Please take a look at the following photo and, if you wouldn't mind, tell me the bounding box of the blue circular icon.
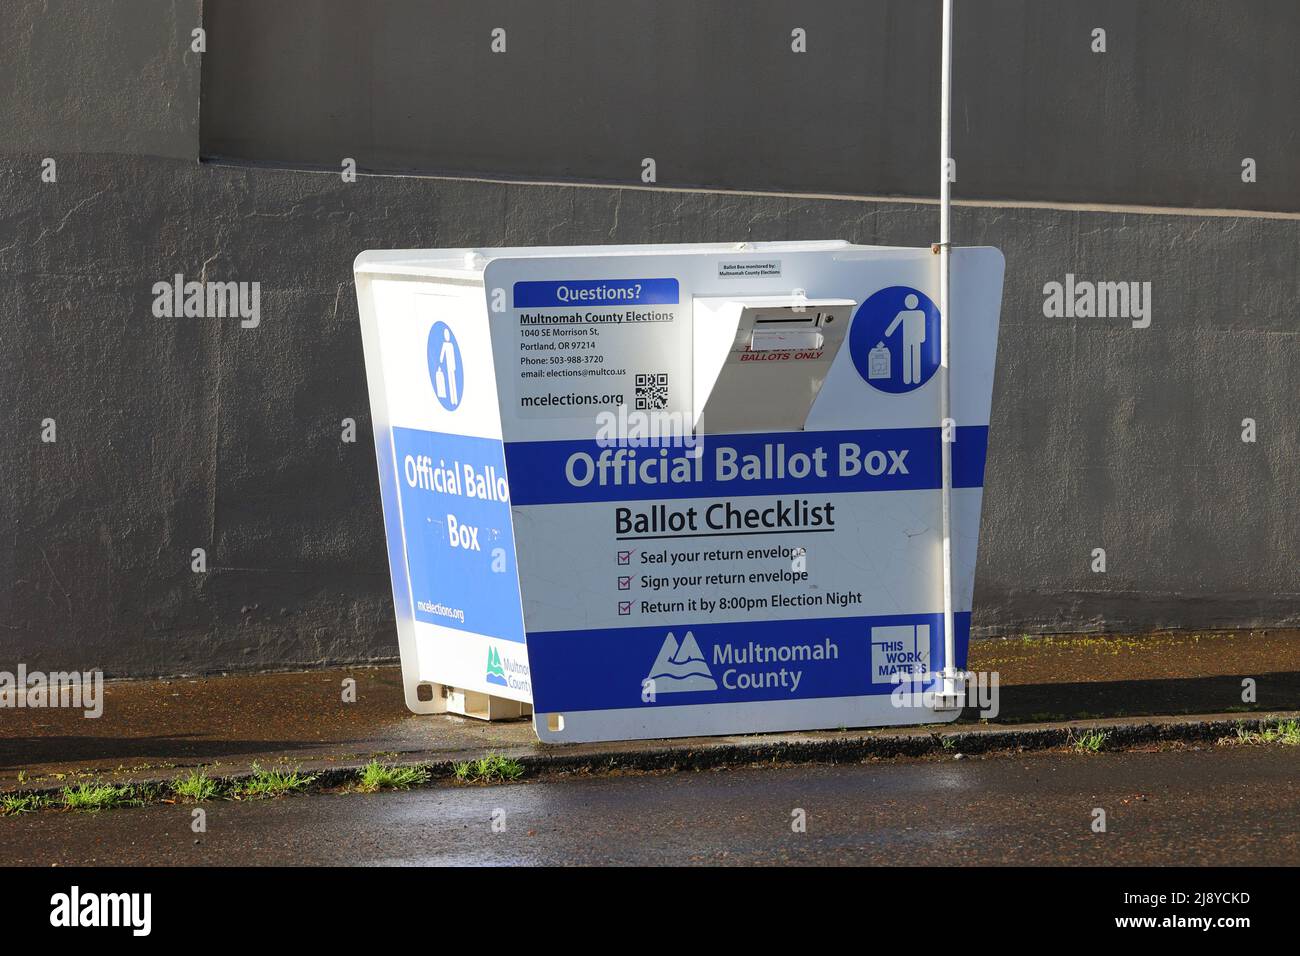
[427,321,464,411]
[849,286,941,393]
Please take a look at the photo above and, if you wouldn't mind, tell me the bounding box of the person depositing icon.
[435,327,459,407]
[884,293,927,385]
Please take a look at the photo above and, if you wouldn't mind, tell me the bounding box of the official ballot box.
[353,241,1004,743]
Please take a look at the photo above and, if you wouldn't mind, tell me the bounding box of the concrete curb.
[3,711,1295,815]
[505,712,1300,775]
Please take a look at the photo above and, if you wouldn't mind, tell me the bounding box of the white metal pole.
[937,0,961,707]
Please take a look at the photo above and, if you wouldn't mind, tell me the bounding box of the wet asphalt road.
[2,746,1295,865]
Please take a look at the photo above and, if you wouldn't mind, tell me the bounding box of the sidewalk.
[2,630,1296,793]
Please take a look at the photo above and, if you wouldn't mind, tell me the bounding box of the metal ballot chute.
[692,296,854,434]
[354,241,1004,742]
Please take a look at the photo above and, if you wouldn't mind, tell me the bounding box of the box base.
[443,686,533,721]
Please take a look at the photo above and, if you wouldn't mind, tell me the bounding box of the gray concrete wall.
[0,0,202,159]
[201,0,1300,212]
[2,1,1297,675]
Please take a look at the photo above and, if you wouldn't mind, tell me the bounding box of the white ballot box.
[354,241,1004,743]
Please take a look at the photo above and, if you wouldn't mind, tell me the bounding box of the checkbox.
[617,550,633,565]
[617,601,633,616]
[617,575,632,590]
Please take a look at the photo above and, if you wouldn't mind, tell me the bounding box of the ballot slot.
[753,311,820,324]
[751,310,830,351]
[750,329,824,351]
[693,297,856,434]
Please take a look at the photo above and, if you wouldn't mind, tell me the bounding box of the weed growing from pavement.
[62,782,133,811]
[356,760,430,792]
[232,765,316,799]
[1258,719,1300,744]
[453,754,525,783]
[1069,730,1109,753]
[1,793,50,815]
[1229,718,1300,746]
[172,769,219,802]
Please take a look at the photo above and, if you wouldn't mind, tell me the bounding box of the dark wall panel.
[0,0,201,159]
[201,0,1300,211]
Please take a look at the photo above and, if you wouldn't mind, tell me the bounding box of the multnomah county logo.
[427,320,464,411]
[485,646,507,687]
[645,631,717,693]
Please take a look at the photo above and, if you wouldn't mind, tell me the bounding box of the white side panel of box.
[357,273,533,716]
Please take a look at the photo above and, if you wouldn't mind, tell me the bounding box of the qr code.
[635,373,669,410]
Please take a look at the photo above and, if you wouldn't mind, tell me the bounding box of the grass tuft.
[62,782,132,812]
[1068,729,1109,754]
[1,793,50,815]
[356,760,430,793]
[231,764,316,800]
[172,769,219,802]
[453,753,525,783]
[1231,718,1300,746]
